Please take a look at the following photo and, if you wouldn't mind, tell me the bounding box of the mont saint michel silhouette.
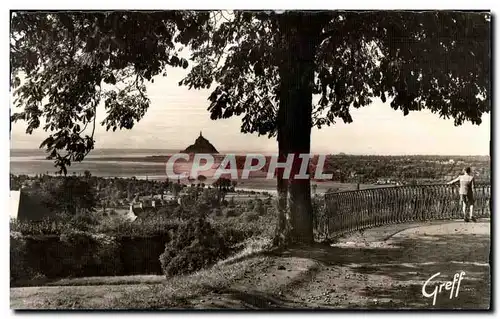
[181,131,219,154]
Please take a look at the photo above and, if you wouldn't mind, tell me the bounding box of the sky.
[10,65,491,156]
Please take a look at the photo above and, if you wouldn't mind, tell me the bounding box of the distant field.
[236,178,390,194]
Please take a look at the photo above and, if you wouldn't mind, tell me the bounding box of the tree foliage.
[182,11,490,135]
[11,11,209,173]
[29,176,98,215]
[11,11,490,174]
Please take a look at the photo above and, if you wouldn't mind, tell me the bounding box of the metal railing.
[314,183,491,239]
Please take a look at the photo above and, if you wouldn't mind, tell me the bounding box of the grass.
[219,237,273,266]
[10,275,167,289]
[11,256,270,309]
[44,275,167,287]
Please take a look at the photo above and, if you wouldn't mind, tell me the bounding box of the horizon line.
[9,147,490,157]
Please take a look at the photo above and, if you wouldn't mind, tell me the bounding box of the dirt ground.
[11,219,491,310]
[185,220,491,310]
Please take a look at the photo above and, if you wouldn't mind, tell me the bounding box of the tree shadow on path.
[174,222,491,310]
[274,228,490,309]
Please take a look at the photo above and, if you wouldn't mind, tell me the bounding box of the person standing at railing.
[448,167,476,222]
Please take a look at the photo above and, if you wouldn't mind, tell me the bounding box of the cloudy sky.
[10,65,490,156]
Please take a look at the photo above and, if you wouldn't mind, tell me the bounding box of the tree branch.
[135,73,148,102]
[77,121,89,134]
[90,104,97,140]
[319,29,336,42]
[220,10,232,22]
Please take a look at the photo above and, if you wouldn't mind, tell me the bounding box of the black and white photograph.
[8,8,491,310]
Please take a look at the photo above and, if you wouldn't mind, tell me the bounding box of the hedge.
[10,231,171,286]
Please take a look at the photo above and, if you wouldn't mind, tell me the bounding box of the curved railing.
[314,183,491,240]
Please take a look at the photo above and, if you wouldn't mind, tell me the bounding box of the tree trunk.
[274,20,317,245]
[274,151,291,246]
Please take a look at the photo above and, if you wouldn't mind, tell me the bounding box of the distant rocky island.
[181,131,219,154]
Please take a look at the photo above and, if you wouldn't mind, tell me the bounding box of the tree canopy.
[28,175,97,215]
[183,11,490,135]
[11,11,490,174]
[11,11,209,173]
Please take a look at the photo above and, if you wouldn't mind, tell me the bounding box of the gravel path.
[181,219,491,309]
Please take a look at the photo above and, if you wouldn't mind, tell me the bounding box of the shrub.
[90,233,122,276]
[201,188,219,207]
[253,199,265,216]
[265,196,273,205]
[119,235,170,275]
[224,208,240,217]
[59,230,122,277]
[242,211,259,222]
[195,202,210,216]
[10,218,72,235]
[159,217,230,277]
[171,206,185,219]
[10,232,37,284]
[68,213,100,231]
[212,212,276,243]
[95,215,179,237]
[10,229,124,284]
[246,200,255,210]
[211,208,222,217]
[265,205,276,216]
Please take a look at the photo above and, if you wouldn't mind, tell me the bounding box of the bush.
[195,202,210,216]
[212,212,276,243]
[65,213,100,231]
[224,208,240,217]
[265,205,276,216]
[211,208,222,217]
[242,211,259,222]
[58,230,122,277]
[58,231,92,273]
[95,215,179,237]
[159,217,230,277]
[10,229,123,284]
[246,200,255,210]
[10,218,72,235]
[119,235,170,275]
[265,196,273,205]
[253,199,265,216]
[10,232,38,283]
